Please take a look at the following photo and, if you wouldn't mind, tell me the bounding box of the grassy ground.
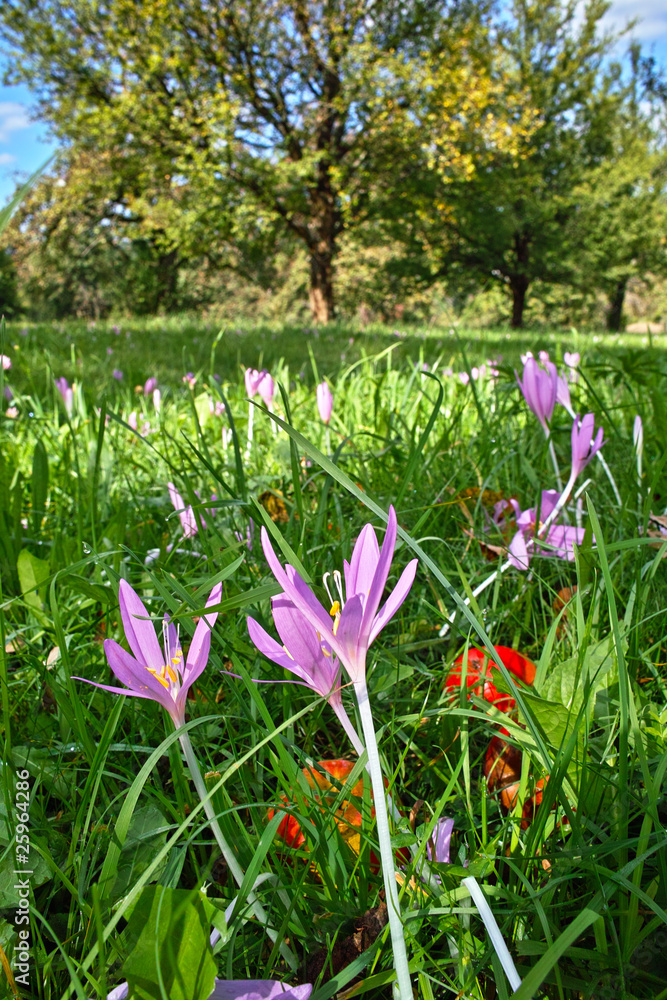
[1,316,666,999]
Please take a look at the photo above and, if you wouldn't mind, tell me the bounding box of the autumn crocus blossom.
[1,354,11,370]
[569,412,605,481]
[244,368,264,397]
[257,371,275,407]
[100,977,311,1000]
[248,596,364,755]
[261,506,417,687]
[75,579,222,727]
[508,490,585,570]
[168,482,201,538]
[316,381,333,424]
[516,357,558,434]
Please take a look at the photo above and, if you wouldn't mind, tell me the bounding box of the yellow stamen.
[329,601,340,618]
[166,665,178,683]
[171,654,182,665]
[147,667,170,689]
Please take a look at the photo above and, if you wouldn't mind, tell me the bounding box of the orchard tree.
[1,0,486,322]
[386,0,639,327]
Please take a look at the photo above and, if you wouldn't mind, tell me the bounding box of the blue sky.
[1,0,666,207]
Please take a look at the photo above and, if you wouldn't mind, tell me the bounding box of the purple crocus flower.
[316,382,333,424]
[183,372,197,389]
[144,376,158,395]
[516,357,558,434]
[101,976,311,1000]
[556,375,571,410]
[74,579,222,728]
[507,490,585,570]
[257,371,275,407]
[168,482,202,538]
[427,817,455,865]
[564,352,580,383]
[3,386,12,401]
[570,413,605,481]
[113,369,124,381]
[55,377,73,415]
[248,597,344,705]
[244,368,264,397]
[1,354,12,370]
[633,415,643,457]
[260,506,418,687]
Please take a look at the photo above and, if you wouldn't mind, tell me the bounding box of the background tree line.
[1,0,666,329]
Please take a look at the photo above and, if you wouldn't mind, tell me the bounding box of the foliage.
[0,316,666,997]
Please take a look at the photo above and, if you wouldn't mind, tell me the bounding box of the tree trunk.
[509,273,529,328]
[155,248,179,313]
[309,247,335,323]
[606,278,627,332]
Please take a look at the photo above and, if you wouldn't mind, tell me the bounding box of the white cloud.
[0,152,16,165]
[0,101,31,144]
[603,1,667,43]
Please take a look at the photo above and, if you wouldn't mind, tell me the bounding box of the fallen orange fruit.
[444,645,536,712]
[269,759,410,867]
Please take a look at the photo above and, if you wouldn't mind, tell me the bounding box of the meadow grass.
[0,316,666,999]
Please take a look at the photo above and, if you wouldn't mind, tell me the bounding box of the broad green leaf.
[121,885,216,1000]
[17,549,50,611]
[541,636,618,714]
[0,850,52,908]
[112,805,170,902]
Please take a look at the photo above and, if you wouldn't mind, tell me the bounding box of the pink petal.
[184,583,223,679]
[104,639,174,710]
[359,506,397,640]
[247,616,315,685]
[508,530,531,570]
[335,593,366,683]
[369,558,418,644]
[345,523,380,598]
[118,580,163,670]
[271,598,339,695]
[261,528,335,642]
[209,981,313,1000]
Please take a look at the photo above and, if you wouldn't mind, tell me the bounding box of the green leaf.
[0,850,52,907]
[17,548,50,611]
[31,439,49,535]
[541,636,617,714]
[111,805,170,902]
[120,885,216,1000]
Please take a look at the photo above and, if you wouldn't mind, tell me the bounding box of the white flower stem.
[179,731,297,970]
[462,876,522,991]
[547,436,564,493]
[245,401,254,459]
[333,701,366,757]
[438,558,513,637]
[355,681,414,1000]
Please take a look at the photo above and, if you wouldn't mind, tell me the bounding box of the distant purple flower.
[128,411,138,431]
[113,369,124,381]
[564,351,580,383]
[257,371,275,407]
[209,397,225,417]
[633,415,643,457]
[1,354,11,371]
[570,413,605,481]
[74,579,222,728]
[245,368,263,397]
[520,351,533,365]
[144,377,158,396]
[168,482,202,538]
[107,347,113,356]
[153,388,161,412]
[235,521,255,550]
[19,328,28,337]
[427,817,454,865]
[112,324,121,335]
[316,382,333,424]
[4,385,13,401]
[556,375,571,410]
[182,372,196,389]
[538,350,550,364]
[55,377,73,415]
[458,372,470,386]
[261,506,418,687]
[516,357,558,434]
